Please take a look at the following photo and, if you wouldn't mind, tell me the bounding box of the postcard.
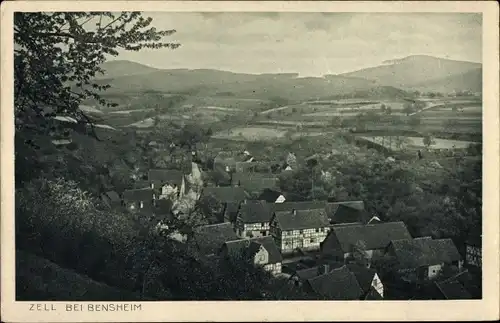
[1,1,499,322]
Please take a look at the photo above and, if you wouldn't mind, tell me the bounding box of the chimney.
[323,263,330,274]
[292,209,297,216]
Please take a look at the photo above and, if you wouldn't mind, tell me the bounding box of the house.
[121,188,154,212]
[190,222,239,257]
[346,264,384,299]
[386,237,463,282]
[235,200,273,238]
[326,201,371,226]
[433,269,481,299]
[287,261,344,286]
[303,265,365,300]
[220,236,283,275]
[270,208,331,254]
[271,200,369,226]
[465,229,481,269]
[201,186,250,223]
[231,173,280,196]
[148,169,186,200]
[258,188,286,204]
[320,221,412,264]
[100,190,121,208]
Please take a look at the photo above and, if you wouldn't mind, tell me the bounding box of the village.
[100,145,482,301]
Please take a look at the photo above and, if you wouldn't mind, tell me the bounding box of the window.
[261,222,266,227]
[261,231,267,236]
[299,230,304,234]
[315,228,319,233]
[310,238,315,243]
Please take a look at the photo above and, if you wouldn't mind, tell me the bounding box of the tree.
[423,135,435,149]
[403,102,415,116]
[15,12,179,183]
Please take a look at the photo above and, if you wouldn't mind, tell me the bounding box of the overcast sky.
[111,12,482,76]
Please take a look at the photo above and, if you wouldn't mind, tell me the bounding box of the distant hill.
[96,60,161,79]
[338,55,482,91]
[409,68,482,93]
[94,65,391,102]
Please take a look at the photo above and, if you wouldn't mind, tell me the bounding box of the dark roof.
[122,188,153,201]
[390,238,462,268]
[231,173,279,193]
[103,191,120,202]
[223,236,282,264]
[252,236,282,264]
[306,265,364,300]
[435,279,472,299]
[224,201,242,223]
[154,199,173,215]
[148,169,184,187]
[201,186,249,203]
[239,200,273,224]
[192,223,239,256]
[328,203,370,225]
[295,267,322,281]
[324,222,412,253]
[271,201,329,213]
[346,264,377,294]
[274,209,330,231]
[258,189,284,203]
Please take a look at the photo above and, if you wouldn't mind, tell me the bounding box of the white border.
[1,2,499,322]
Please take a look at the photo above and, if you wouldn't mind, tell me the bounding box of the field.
[212,127,287,141]
[359,135,480,151]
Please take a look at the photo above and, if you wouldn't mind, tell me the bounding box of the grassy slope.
[16,250,151,301]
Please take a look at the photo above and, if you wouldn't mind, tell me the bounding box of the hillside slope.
[95,67,388,101]
[16,250,153,301]
[339,55,481,90]
[96,60,161,79]
[408,68,482,93]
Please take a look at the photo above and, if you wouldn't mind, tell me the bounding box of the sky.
[111,12,482,77]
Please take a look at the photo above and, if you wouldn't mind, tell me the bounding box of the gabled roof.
[271,201,329,213]
[252,236,282,264]
[239,200,273,224]
[122,188,153,201]
[223,236,282,264]
[435,279,472,299]
[390,237,462,268]
[323,222,412,253]
[224,201,242,223]
[155,199,173,215]
[148,169,184,187]
[258,189,284,203]
[306,265,364,300]
[102,191,120,202]
[231,173,279,193]
[192,222,239,256]
[327,203,370,225]
[295,267,322,281]
[201,186,249,203]
[274,209,330,231]
[346,264,377,294]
